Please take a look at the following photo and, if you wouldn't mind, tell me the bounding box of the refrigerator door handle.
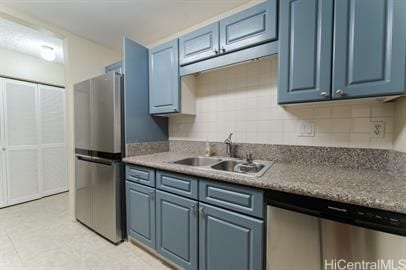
[92,157,114,166]
[76,155,113,166]
[76,155,94,163]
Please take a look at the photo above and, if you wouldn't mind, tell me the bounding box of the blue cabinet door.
[126,181,155,249]
[199,203,264,270]
[219,0,277,54]
[278,0,334,104]
[156,190,198,270]
[332,0,406,99]
[179,23,219,65]
[149,39,180,114]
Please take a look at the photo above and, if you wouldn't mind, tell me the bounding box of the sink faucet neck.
[224,133,233,158]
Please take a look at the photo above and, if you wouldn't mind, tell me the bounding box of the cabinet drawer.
[126,165,155,187]
[156,170,198,200]
[199,179,264,218]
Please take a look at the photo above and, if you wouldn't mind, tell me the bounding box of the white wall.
[170,56,396,149]
[1,6,122,219]
[0,47,65,86]
[147,0,264,48]
[394,97,406,153]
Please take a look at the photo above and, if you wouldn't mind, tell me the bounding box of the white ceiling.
[3,0,253,50]
[0,17,64,63]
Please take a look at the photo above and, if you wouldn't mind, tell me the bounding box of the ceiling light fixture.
[40,45,56,61]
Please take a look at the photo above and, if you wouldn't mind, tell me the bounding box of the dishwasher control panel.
[267,190,406,237]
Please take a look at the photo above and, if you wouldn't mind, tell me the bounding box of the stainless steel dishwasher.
[266,190,406,270]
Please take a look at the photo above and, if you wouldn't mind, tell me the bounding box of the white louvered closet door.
[39,85,67,195]
[4,79,41,206]
[0,80,6,207]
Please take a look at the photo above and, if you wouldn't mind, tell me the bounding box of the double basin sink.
[171,156,273,178]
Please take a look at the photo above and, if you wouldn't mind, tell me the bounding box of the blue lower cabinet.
[156,190,198,270]
[199,203,264,270]
[126,181,156,249]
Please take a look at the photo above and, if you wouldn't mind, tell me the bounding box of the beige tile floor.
[0,193,173,270]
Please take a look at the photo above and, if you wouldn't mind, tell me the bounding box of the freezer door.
[321,219,406,268]
[74,80,91,151]
[90,74,121,154]
[91,158,122,243]
[75,155,94,228]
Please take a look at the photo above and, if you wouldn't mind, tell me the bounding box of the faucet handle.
[246,153,253,164]
[224,133,233,143]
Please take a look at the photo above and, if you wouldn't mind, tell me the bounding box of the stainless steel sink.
[172,156,222,166]
[211,160,240,172]
[211,160,269,177]
[170,156,273,178]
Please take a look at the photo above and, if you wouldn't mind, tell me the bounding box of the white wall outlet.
[298,121,315,137]
[370,121,385,138]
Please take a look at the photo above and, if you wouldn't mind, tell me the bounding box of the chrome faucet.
[224,133,233,158]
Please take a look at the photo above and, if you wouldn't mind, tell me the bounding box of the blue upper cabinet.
[278,0,334,104]
[149,39,180,114]
[219,0,277,54]
[332,0,406,99]
[179,23,220,65]
[123,37,168,142]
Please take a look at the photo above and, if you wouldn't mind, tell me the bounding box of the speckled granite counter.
[123,152,406,215]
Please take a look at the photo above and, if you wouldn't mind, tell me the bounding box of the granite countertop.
[123,152,406,215]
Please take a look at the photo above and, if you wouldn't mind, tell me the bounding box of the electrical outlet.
[370,121,385,138]
[297,121,315,137]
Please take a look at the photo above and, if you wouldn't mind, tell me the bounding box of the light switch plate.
[370,121,385,138]
[297,121,315,137]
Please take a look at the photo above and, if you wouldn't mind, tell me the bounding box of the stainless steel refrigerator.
[74,73,123,244]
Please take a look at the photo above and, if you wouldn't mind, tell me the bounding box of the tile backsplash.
[169,56,395,150]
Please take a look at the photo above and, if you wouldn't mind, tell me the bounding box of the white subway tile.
[313,132,331,146]
[270,132,284,144]
[331,118,351,133]
[371,103,394,117]
[331,105,351,118]
[283,132,298,145]
[283,119,299,133]
[350,118,370,133]
[330,133,350,147]
[315,119,331,133]
[270,119,284,132]
[314,107,331,119]
[169,58,394,150]
[350,133,370,148]
[351,104,371,117]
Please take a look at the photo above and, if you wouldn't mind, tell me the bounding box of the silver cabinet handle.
[199,206,205,217]
[320,91,329,97]
[192,204,198,215]
[221,47,226,53]
[214,49,219,55]
[149,191,154,200]
[336,89,344,96]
